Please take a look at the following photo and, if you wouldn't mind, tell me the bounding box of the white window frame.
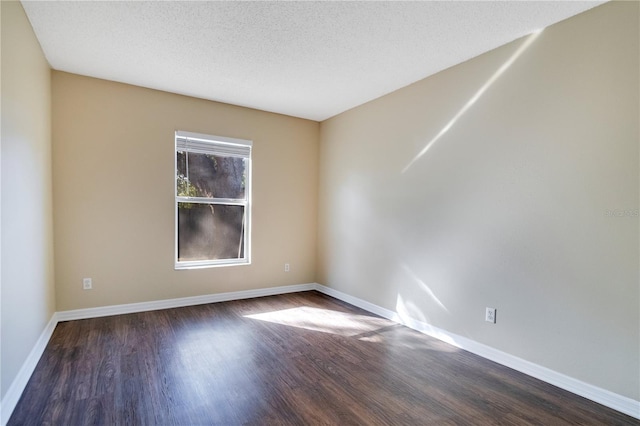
[175,130,252,269]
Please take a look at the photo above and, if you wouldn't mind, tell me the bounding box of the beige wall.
[52,72,318,311]
[1,1,55,399]
[317,1,639,400]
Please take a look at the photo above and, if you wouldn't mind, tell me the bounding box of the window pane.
[176,151,246,199]
[177,203,245,262]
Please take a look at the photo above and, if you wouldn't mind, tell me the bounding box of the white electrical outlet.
[83,278,92,290]
[284,263,290,272]
[485,307,496,323]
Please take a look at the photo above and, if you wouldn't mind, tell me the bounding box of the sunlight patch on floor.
[358,334,385,343]
[245,306,391,337]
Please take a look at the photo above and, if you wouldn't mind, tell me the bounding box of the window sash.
[176,130,251,158]
[176,197,246,205]
[176,201,247,268]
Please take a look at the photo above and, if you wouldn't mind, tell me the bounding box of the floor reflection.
[245,306,390,337]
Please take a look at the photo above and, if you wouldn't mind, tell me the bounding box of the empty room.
[1,0,638,424]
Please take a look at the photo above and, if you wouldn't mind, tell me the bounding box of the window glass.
[176,151,246,200]
[177,203,245,262]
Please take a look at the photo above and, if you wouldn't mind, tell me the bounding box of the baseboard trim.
[57,283,316,321]
[1,314,58,426]
[313,283,640,420]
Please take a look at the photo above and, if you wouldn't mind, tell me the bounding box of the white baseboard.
[2,282,637,424]
[57,283,316,321]
[1,315,58,426]
[313,283,640,420]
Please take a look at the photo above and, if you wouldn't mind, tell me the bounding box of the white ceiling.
[21,1,604,122]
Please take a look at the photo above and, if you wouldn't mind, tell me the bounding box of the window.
[175,131,251,269]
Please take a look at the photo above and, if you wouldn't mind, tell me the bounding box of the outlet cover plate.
[83,278,92,290]
[485,307,496,323]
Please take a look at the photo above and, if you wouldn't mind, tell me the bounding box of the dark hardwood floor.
[9,291,638,425]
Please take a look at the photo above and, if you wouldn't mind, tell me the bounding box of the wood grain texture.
[9,291,638,425]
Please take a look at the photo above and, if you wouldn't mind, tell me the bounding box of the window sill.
[175,260,251,270]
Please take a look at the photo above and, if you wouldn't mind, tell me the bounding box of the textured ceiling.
[21,1,604,121]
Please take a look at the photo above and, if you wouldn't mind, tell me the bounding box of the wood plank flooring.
[9,291,639,425]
